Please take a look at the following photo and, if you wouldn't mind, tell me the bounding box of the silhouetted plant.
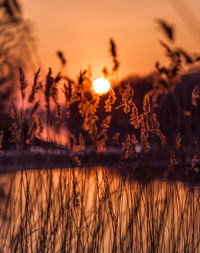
[0,0,36,113]
[0,17,200,253]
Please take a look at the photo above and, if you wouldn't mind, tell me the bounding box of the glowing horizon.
[21,0,200,79]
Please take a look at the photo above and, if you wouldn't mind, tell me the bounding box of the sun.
[92,78,110,95]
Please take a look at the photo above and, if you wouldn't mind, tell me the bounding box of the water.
[0,167,199,252]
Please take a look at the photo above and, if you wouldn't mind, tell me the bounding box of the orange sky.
[21,0,200,80]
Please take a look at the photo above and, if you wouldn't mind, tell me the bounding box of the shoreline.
[0,150,200,185]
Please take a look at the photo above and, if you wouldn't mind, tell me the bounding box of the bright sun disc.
[93,78,110,94]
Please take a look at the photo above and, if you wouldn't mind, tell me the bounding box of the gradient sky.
[21,0,200,80]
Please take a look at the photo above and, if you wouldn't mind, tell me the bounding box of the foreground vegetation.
[0,3,200,250]
[0,168,200,252]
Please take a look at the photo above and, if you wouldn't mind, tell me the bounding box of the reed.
[0,20,200,253]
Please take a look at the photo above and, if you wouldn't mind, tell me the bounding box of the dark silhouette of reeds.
[0,169,199,252]
[0,13,200,252]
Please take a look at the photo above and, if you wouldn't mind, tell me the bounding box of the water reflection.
[0,168,200,252]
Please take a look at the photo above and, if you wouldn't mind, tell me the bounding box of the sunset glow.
[21,0,200,78]
[1,1,200,251]
[93,78,110,94]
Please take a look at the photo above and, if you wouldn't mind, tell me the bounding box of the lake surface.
[0,167,199,252]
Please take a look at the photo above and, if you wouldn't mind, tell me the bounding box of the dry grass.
[0,22,200,252]
[0,169,199,252]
